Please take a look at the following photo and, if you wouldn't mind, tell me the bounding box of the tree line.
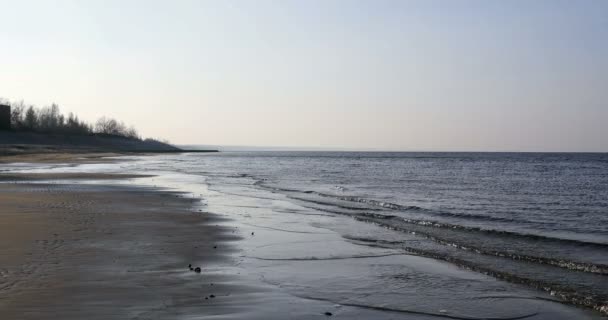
[1,99,141,140]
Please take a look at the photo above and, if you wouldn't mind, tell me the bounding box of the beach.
[0,152,606,319]
[0,171,250,319]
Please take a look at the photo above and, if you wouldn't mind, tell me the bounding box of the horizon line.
[178,144,608,154]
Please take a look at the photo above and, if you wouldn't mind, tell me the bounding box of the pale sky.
[1,0,607,151]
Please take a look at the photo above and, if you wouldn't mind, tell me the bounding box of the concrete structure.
[0,104,10,131]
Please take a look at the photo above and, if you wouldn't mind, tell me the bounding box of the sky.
[1,0,607,152]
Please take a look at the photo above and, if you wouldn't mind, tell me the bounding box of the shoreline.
[1,152,605,319]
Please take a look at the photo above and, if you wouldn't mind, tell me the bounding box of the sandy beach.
[0,172,243,319]
[0,151,126,164]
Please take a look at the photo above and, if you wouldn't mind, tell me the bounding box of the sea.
[5,151,608,319]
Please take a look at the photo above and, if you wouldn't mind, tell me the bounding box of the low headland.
[0,99,217,159]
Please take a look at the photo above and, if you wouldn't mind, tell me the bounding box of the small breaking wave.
[352,212,608,275]
[248,174,608,314]
[285,200,608,275]
[255,180,423,211]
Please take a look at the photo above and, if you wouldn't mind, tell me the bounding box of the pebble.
[324,312,333,316]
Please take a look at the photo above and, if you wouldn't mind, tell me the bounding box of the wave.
[287,195,383,212]
[256,180,536,225]
[287,200,608,275]
[294,190,564,228]
[352,213,608,275]
[200,161,608,315]
[252,179,608,275]
[255,180,423,211]
[355,212,608,249]
[256,180,608,246]
[318,193,423,211]
[292,192,534,225]
[394,245,608,316]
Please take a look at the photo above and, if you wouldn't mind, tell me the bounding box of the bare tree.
[37,103,63,132]
[1,98,143,140]
[24,106,38,130]
[95,117,121,135]
[10,100,26,130]
[94,116,139,139]
[125,126,140,140]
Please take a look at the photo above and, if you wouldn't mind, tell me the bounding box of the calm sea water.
[203,152,608,242]
[162,151,608,311]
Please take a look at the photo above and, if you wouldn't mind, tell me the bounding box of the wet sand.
[0,174,242,319]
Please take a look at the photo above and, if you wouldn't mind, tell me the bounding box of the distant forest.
[1,99,146,141]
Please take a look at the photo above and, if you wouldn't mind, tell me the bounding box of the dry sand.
[0,174,245,319]
[0,151,125,164]
[0,173,153,181]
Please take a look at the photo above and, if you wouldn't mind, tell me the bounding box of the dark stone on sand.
[194,267,202,273]
[213,245,217,249]
[324,312,333,316]
[188,264,193,271]
[209,294,215,298]
[251,232,254,235]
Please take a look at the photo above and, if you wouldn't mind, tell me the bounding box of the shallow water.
[5,151,608,318]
